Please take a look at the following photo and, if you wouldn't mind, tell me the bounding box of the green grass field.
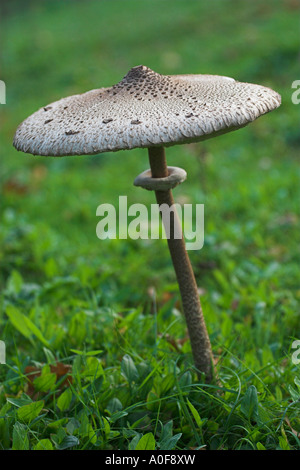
[0,0,299,450]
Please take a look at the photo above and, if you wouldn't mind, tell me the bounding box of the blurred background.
[0,0,299,358]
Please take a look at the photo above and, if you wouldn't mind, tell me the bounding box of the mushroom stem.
[148,146,214,382]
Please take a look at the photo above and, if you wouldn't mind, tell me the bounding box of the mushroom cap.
[13,65,281,156]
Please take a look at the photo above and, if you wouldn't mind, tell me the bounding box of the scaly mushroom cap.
[13,65,281,156]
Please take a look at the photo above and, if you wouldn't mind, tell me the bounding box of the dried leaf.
[25,362,72,398]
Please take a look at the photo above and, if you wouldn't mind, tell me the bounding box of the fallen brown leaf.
[285,417,300,438]
[25,362,72,399]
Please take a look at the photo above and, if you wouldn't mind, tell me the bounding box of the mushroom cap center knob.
[134,166,187,191]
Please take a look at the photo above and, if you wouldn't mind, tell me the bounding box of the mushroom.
[13,65,281,382]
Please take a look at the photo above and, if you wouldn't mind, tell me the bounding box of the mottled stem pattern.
[148,146,214,382]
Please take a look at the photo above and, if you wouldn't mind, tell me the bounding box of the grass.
[0,0,299,450]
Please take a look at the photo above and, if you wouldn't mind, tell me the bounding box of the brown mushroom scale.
[13,65,281,382]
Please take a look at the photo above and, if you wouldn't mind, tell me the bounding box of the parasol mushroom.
[13,65,281,382]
